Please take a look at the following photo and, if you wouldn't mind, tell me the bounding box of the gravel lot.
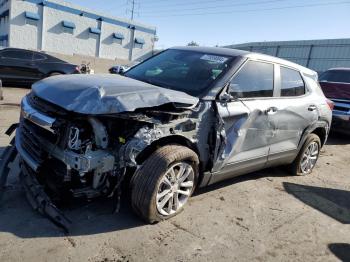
[0,87,350,262]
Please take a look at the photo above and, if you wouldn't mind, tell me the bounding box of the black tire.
[290,134,321,176]
[130,145,199,223]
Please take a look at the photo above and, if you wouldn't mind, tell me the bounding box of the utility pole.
[128,0,136,61]
[130,0,135,20]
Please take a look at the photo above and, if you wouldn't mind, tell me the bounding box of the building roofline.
[23,0,156,34]
[224,38,350,48]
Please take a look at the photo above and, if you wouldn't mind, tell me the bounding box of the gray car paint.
[32,74,199,115]
[5,47,333,228]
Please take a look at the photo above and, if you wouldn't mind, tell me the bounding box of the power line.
[140,1,350,18]
[141,0,289,14]
[140,0,255,8]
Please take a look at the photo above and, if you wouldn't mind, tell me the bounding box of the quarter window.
[230,60,274,98]
[280,67,305,97]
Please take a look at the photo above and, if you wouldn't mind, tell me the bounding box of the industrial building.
[225,38,350,73]
[0,0,157,61]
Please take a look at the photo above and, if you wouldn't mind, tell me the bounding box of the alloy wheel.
[156,162,195,216]
[300,141,319,174]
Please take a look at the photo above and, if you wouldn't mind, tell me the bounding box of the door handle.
[308,105,317,111]
[265,107,278,115]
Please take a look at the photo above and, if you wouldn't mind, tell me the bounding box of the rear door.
[0,50,36,81]
[212,60,278,181]
[32,52,48,79]
[267,65,318,164]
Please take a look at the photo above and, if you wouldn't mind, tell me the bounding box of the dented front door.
[211,60,277,182]
[211,99,275,180]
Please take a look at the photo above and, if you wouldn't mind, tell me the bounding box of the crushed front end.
[11,88,207,231]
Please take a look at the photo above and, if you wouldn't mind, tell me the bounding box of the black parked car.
[0,48,80,86]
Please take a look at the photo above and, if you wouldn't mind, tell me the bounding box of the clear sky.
[68,0,350,49]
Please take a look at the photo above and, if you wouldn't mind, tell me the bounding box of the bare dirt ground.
[0,87,350,262]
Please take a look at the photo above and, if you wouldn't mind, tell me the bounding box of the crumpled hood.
[32,74,199,114]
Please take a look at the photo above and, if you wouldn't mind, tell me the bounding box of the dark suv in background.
[0,48,80,86]
[319,68,350,133]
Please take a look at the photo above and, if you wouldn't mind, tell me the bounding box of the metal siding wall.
[227,38,350,72]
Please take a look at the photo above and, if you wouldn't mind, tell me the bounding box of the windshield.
[319,70,350,83]
[124,49,234,96]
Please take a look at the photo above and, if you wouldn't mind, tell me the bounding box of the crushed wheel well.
[135,135,199,165]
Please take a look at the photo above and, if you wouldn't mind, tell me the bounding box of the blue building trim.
[135,37,145,44]
[0,34,8,41]
[62,20,76,29]
[113,32,124,40]
[24,0,156,35]
[25,11,40,20]
[0,9,9,18]
[89,27,101,35]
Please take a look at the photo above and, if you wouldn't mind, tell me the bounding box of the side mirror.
[220,92,234,103]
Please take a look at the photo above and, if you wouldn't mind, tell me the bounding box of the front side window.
[230,60,274,98]
[319,70,350,84]
[124,49,234,97]
[280,67,305,97]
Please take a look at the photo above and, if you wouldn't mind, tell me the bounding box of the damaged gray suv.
[1,47,332,229]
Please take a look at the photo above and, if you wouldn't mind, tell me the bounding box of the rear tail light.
[326,98,334,110]
[75,66,81,73]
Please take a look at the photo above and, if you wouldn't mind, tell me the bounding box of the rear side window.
[319,70,350,83]
[280,67,305,97]
[33,53,47,60]
[1,50,33,60]
[230,60,274,98]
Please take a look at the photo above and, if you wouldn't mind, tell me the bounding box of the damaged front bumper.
[20,161,71,232]
[0,124,71,232]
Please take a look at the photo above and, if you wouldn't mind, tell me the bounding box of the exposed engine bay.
[0,86,217,231]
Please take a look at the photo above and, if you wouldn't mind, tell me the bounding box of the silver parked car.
[0,47,332,230]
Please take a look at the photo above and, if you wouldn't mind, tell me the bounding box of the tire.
[290,134,321,176]
[130,145,199,223]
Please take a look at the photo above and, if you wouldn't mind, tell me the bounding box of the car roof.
[326,67,350,71]
[170,46,316,76]
[170,46,249,57]
[1,47,67,62]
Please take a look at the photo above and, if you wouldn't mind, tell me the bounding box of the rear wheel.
[130,145,199,223]
[290,134,321,176]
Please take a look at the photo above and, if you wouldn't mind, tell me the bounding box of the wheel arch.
[299,121,329,150]
[135,135,200,165]
[311,126,327,146]
[47,71,64,77]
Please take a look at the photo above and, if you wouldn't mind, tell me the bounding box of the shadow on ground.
[283,182,350,224]
[328,243,350,262]
[0,157,292,239]
[326,132,350,145]
[195,166,291,196]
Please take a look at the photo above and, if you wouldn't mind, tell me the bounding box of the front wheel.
[290,134,321,176]
[130,145,199,223]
